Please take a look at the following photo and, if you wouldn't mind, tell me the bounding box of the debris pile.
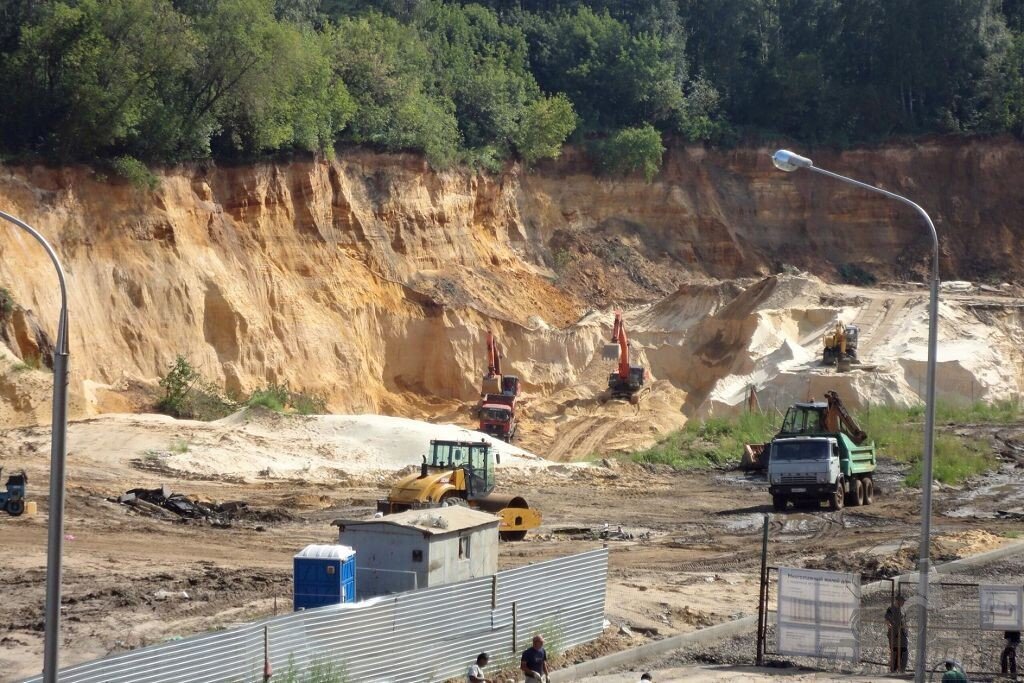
[114,485,294,527]
[551,524,653,541]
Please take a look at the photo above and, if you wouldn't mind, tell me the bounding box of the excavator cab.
[608,366,646,392]
[779,402,827,434]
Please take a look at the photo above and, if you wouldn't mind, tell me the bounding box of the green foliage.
[0,287,13,320]
[156,355,235,420]
[856,401,1012,485]
[904,434,994,487]
[631,411,775,471]
[514,94,577,165]
[248,381,327,415]
[276,656,348,683]
[2,0,1024,163]
[110,156,159,190]
[591,124,665,181]
[327,13,460,167]
[157,355,201,417]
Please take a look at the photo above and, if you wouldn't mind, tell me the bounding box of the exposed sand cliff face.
[1,139,1022,454]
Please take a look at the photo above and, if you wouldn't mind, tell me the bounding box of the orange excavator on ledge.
[600,311,650,405]
[476,331,520,441]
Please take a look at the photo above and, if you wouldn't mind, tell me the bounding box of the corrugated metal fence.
[22,548,607,683]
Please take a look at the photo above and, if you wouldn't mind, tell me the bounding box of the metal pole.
[756,514,769,666]
[801,165,940,683]
[0,210,70,683]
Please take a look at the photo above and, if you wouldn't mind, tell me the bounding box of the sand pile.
[0,409,550,486]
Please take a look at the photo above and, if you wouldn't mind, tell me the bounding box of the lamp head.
[772,149,813,172]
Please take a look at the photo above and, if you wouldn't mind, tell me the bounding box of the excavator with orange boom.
[600,311,649,405]
[476,331,520,441]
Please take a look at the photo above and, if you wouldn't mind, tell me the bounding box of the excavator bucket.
[602,343,621,360]
[480,375,501,394]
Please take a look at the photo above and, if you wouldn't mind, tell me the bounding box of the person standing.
[885,595,909,673]
[467,652,490,683]
[521,634,549,682]
[941,658,968,682]
[1003,630,1021,678]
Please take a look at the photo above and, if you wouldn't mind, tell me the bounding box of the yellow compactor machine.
[377,439,541,541]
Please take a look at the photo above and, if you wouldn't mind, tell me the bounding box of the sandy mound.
[0,410,550,487]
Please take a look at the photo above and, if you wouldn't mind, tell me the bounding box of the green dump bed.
[839,433,876,476]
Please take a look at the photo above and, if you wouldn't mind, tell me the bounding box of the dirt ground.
[2,436,1021,682]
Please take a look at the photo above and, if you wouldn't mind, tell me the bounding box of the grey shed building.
[332,506,500,599]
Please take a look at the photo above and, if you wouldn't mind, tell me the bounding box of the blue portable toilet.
[293,544,356,611]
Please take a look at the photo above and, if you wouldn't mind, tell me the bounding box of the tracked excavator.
[822,321,860,371]
[378,439,540,540]
[476,331,520,441]
[600,311,649,405]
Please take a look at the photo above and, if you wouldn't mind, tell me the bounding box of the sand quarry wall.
[1,138,1023,426]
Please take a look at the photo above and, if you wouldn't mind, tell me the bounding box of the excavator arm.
[824,391,868,444]
[486,330,501,377]
[615,311,630,380]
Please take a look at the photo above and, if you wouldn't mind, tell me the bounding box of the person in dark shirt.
[885,595,908,673]
[520,633,549,682]
[1003,630,1021,677]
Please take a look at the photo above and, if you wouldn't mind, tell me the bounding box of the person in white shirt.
[467,652,490,683]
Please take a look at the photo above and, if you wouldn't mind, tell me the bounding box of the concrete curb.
[551,539,1024,681]
[550,615,759,682]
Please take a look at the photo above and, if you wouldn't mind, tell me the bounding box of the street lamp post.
[0,210,70,683]
[771,150,939,683]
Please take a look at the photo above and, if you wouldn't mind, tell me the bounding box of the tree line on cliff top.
[2,0,1024,177]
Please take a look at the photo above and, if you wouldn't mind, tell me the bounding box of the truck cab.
[479,398,516,441]
[768,436,842,506]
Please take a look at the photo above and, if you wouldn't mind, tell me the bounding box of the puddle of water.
[942,465,1024,518]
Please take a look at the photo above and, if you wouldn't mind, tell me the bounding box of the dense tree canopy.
[1,0,1022,175]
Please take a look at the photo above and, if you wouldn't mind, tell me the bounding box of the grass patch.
[853,401,1010,486]
[169,439,189,454]
[247,382,327,415]
[10,353,44,373]
[632,400,1012,484]
[631,412,775,471]
[903,434,994,487]
[1004,530,1023,539]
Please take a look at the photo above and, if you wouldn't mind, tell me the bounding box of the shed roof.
[333,506,501,536]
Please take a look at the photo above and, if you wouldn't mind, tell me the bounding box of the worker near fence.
[467,652,490,683]
[885,594,908,673]
[941,658,968,682]
[521,633,550,682]
[1003,630,1021,677]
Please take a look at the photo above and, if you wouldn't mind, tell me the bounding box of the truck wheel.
[829,480,844,511]
[6,499,25,516]
[772,495,786,512]
[863,476,874,505]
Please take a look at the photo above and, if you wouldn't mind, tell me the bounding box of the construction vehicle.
[767,391,876,511]
[0,467,27,516]
[822,321,860,370]
[377,439,540,541]
[476,331,520,441]
[600,311,649,405]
